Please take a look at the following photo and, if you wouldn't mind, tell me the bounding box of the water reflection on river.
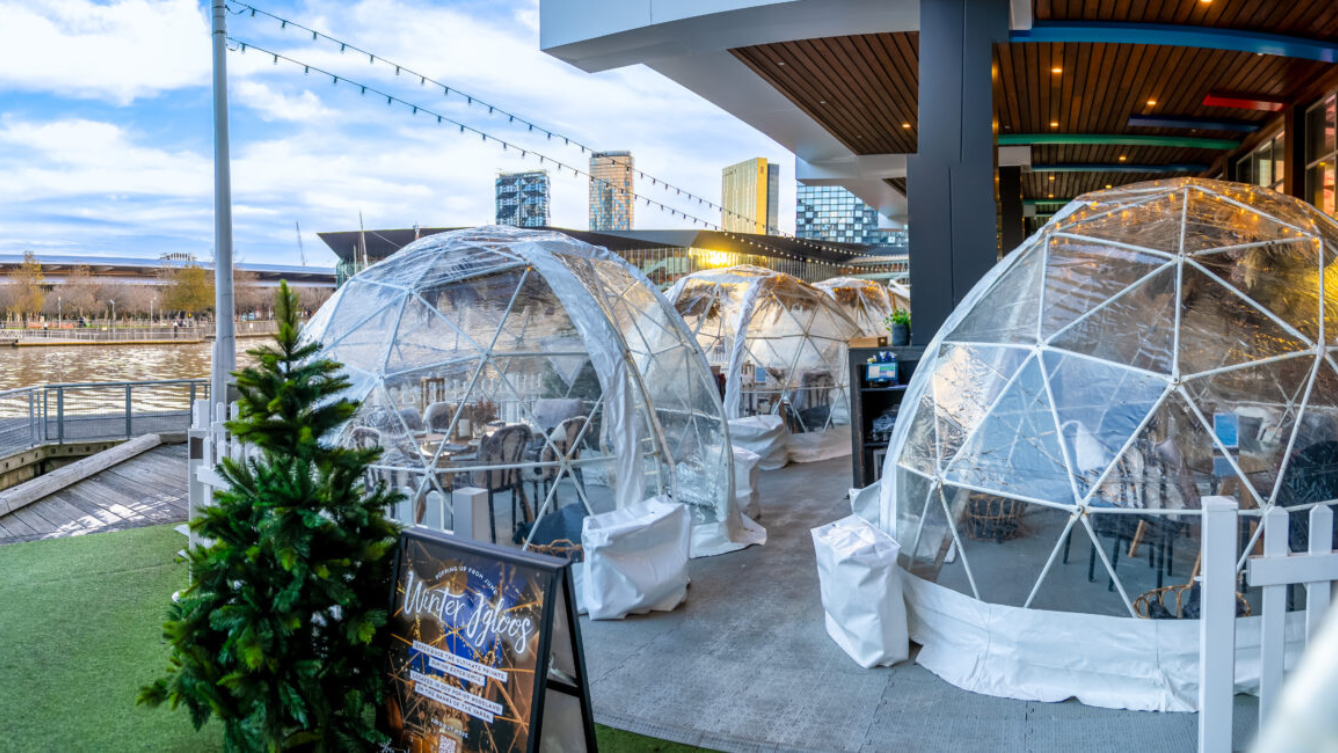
[1,342,259,390]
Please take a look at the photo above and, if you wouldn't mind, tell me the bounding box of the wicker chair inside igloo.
[301,226,740,553]
[878,178,1338,712]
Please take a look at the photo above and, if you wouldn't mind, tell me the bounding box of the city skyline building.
[796,184,894,246]
[589,151,634,231]
[495,170,551,228]
[721,157,779,234]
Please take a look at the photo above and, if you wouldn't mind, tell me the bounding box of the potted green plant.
[886,308,911,346]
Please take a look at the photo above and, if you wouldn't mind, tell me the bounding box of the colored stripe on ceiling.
[1126,115,1260,133]
[1202,93,1287,112]
[998,134,1239,149]
[1032,163,1210,173]
[1010,21,1338,63]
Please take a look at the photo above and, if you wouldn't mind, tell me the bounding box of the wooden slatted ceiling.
[1035,0,1338,42]
[994,42,1327,138]
[731,4,1338,204]
[731,34,920,156]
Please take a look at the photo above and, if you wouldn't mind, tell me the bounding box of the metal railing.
[0,320,280,342]
[0,378,209,457]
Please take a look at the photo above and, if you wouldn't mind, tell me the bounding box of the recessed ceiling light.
[902,123,911,129]
[1051,67,1063,74]
[1106,184,1113,188]
[1050,121,1060,128]
[1119,155,1127,161]
[818,100,826,104]
[1049,175,1055,181]
[776,60,786,66]
[1048,194,1055,198]
[1147,99,1157,106]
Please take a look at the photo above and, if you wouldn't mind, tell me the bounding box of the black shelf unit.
[849,345,924,488]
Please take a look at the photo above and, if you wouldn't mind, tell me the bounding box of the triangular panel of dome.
[1182,188,1316,253]
[1177,263,1313,376]
[383,296,477,375]
[946,238,1044,345]
[401,360,484,436]
[1181,352,1316,507]
[895,391,940,477]
[1271,357,1338,509]
[490,271,584,356]
[1040,234,1172,338]
[897,470,952,576]
[1048,265,1179,374]
[321,295,407,373]
[944,355,1077,506]
[318,281,408,351]
[1193,239,1323,343]
[930,343,1031,473]
[1086,390,1222,511]
[1042,350,1169,500]
[1324,243,1338,346]
[407,244,525,289]
[753,295,814,341]
[1199,183,1322,236]
[298,285,346,345]
[1022,509,1141,617]
[1054,190,1186,254]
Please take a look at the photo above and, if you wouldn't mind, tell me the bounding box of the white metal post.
[210,0,236,418]
[1198,496,1238,753]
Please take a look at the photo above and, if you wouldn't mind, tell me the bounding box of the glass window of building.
[1306,95,1337,215]
[1237,132,1285,193]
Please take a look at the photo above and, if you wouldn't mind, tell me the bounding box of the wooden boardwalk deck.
[0,442,189,545]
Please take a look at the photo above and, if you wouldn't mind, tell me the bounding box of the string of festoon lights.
[228,38,870,270]
[222,0,879,263]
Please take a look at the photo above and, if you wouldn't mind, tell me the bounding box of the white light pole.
[109,299,115,328]
[150,297,155,326]
[210,0,237,412]
[57,296,61,324]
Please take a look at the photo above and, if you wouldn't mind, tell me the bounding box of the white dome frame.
[302,226,739,550]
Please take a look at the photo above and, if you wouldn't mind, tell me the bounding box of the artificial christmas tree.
[140,281,401,752]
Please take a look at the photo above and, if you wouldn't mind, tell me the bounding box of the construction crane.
[294,221,307,266]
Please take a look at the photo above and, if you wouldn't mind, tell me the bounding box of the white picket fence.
[1198,496,1338,753]
[185,398,445,539]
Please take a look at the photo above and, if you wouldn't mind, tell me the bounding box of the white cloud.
[234,80,334,122]
[0,0,800,263]
[0,0,211,105]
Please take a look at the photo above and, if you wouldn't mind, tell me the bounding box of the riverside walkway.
[0,441,188,545]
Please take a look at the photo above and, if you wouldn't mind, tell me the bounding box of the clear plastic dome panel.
[881,178,1338,616]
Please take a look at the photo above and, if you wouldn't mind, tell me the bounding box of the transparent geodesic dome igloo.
[666,265,863,435]
[881,178,1338,621]
[814,276,902,335]
[302,226,736,552]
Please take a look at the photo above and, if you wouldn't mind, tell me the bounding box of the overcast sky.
[0,0,796,266]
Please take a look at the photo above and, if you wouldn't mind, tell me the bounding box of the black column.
[998,166,1025,254]
[907,0,1009,346]
[1284,102,1307,200]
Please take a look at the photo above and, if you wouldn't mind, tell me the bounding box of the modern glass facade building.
[796,185,893,246]
[722,158,779,233]
[495,170,551,228]
[589,151,634,231]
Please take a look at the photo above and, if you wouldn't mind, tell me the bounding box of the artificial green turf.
[0,525,710,752]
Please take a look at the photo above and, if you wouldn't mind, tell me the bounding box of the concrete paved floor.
[578,456,1259,752]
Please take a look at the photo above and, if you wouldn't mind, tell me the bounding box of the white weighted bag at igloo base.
[729,415,788,470]
[812,515,908,668]
[581,496,690,620]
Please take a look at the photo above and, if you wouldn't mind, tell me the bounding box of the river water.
[1,342,259,391]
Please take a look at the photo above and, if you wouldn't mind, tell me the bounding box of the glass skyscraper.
[796,184,892,245]
[722,157,779,234]
[495,170,551,228]
[589,151,634,231]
